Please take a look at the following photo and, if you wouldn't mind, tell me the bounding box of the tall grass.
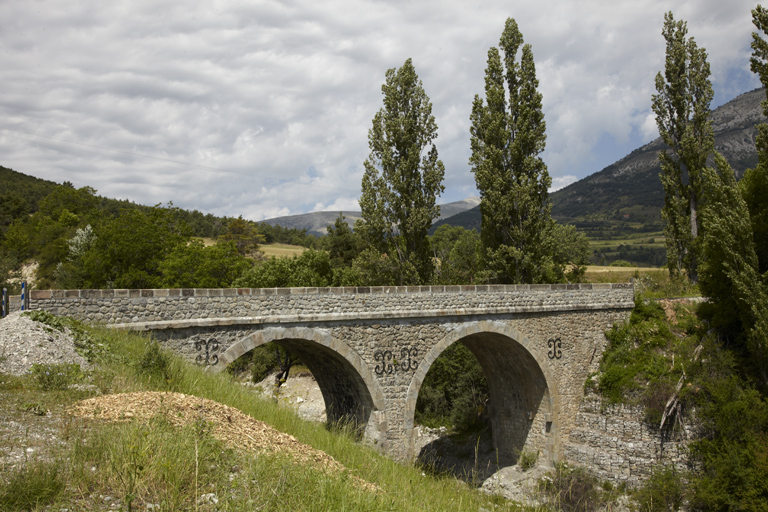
[0,325,534,511]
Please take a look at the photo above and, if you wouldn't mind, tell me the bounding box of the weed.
[28,362,84,391]
[539,463,601,512]
[0,460,65,511]
[517,448,539,471]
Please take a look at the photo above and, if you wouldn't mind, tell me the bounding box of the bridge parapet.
[29,283,634,328]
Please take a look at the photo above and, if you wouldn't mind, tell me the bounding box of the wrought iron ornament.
[547,337,562,360]
[374,347,419,375]
[195,338,219,366]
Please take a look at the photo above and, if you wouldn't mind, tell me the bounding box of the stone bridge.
[29,284,634,464]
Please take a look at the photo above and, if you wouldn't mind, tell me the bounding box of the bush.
[540,463,601,512]
[136,342,178,388]
[29,362,83,391]
[634,466,685,512]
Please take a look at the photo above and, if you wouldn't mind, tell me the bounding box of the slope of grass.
[0,325,525,511]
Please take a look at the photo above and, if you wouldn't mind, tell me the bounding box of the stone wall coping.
[29,283,633,300]
[109,302,634,331]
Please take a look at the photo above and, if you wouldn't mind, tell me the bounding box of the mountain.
[263,197,481,237]
[550,87,766,223]
[431,87,767,235]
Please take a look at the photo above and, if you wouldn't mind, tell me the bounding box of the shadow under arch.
[405,320,559,466]
[217,327,386,442]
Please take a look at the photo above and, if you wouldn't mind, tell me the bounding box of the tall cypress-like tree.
[652,11,714,283]
[469,18,554,284]
[747,4,768,274]
[358,58,445,285]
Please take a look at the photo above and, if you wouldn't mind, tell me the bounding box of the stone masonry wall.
[565,390,691,487]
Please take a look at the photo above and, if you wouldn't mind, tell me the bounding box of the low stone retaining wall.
[566,390,691,487]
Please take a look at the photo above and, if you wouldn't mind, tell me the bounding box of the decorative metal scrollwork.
[374,347,420,375]
[547,337,562,360]
[374,350,394,375]
[399,347,419,371]
[195,338,219,366]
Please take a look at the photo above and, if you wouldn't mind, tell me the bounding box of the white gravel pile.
[0,311,91,375]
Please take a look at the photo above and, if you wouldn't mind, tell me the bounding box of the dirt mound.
[71,391,377,491]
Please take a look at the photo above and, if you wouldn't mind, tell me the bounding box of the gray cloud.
[0,0,762,220]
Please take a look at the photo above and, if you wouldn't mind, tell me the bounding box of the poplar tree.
[469,18,554,284]
[651,11,714,283]
[358,58,445,284]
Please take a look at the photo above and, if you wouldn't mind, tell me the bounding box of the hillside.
[551,87,766,223]
[263,197,481,236]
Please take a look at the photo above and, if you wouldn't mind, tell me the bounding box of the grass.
[260,243,307,258]
[0,325,535,511]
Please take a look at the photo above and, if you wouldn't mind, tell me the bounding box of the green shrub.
[517,449,539,471]
[29,362,84,390]
[540,463,601,512]
[136,342,179,388]
[634,466,685,512]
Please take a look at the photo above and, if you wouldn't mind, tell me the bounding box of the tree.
[469,18,555,284]
[357,58,445,285]
[323,214,360,268]
[159,240,252,288]
[219,216,264,256]
[81,204,191,289]
[652,11,714,283]
[748,4,768,274]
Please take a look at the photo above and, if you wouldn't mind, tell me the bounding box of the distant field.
[195,239,306,258]
[583,265,666,284]
[260,243,306,258]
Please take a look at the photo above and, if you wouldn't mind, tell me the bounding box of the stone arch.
[217,326,387,445]
[404,320,560,465]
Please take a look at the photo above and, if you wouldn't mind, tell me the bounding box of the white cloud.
[0,0,761,220]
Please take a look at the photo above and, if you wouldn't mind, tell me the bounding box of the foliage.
[689,373,768,510]
[698,154,760,334]
[652,11,714,283]
[323,213,361,269]
[0,247,20,294]
[633,466,685,512]
[233,249,333,288]
[430,225,481,285]
[415,342,489,432]
[552,223,591,282]
[218,215,264,256]
[469,17,555,284]
[158,239,252,288]
[539,463,601,512]
[340,248,418,287]
[258,222,321,248]
[136,342,178,388]
[598,300,699,419]
[29,362,84,391]
[517,449,539,471]
[81,203,191,289]
[358,58,445,285]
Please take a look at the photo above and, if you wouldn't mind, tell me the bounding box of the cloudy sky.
[0,0,762,221]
